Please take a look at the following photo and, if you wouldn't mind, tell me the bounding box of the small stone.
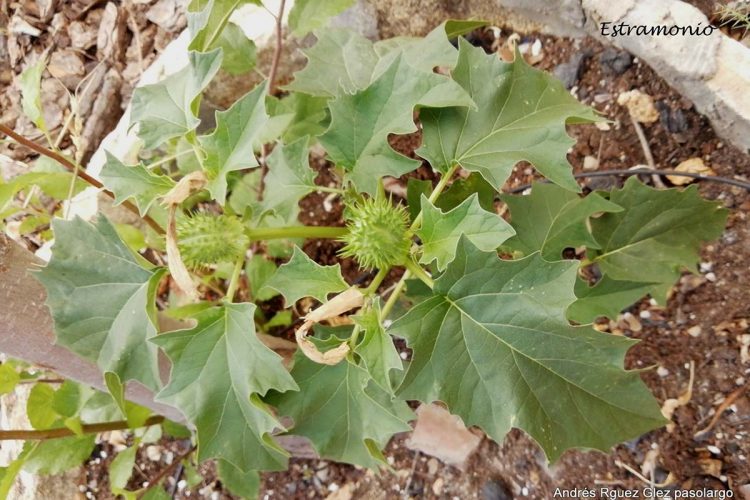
[553,52,590,90]
[657,366,669,377]
[705,272,717,282]
[427,458,439,475]
[687,326,702,337]
[617,89,659,123]
[481,479,513,500]
[599,48,633,75]
[432,478,445,495]
[582,155,599,171]
[706,445,722,455]
[666,158,715,186]
[145,445,162,462]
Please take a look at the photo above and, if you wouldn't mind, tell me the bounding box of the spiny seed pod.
[339,196,411,270]
[177,213,248,268]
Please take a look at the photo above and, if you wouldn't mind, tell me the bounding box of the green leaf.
[266,93,329,144]
[259,138,318,222]
[105,372,153,428]
[502,182,623,260]
[265,247,348,305]
[245,255,279,301]
[444,19,489,38]
[288,0,355,36]
[27,383,57,429]
[0,364,20,395]
[284,29,379,98]
[52,380,93,419]
[100,152,175,216]
[130,50,222,149]
[372,22,459,75]
[418,39,599,192]
[0,449,27,499]
[217,460,260,499]
[436,172,496,213]
[265,310,293,329]
[590,178,728,302]
[199,82,268,204]
[271,341,412,468]
[36,215,165,391]
[187,0,252,52]
[152,303,298,471]
[214,23,256,75]
[24,435,96,475]
[391,237,666,461]
[353,300,401,391]
[20,56,46,131]
[110,446,137,493]
[568,276,658,324]
[320,54,474,193]
[418,194,515,271]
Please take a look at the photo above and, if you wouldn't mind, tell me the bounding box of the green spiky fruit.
[177,213,248,268]
[339,197,411,270]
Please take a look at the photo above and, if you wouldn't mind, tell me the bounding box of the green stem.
[0,416,165,441]
[381,271,410,320]
[246,226,347,241]
[410,163,460,231]
[404,259,434,288]
[224,254,245,302]
[145,149,192,170]
[363,268,389,295]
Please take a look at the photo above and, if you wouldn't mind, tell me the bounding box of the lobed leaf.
[264,247,348,305]
[270,336,412,468]
[352,300,402,391]
[199,82,269,204]
[36,215,164,391]
[130,50,222,149]
[502,182,622,261]
[100,152,175,216]
[590,177,728,302]
[320,54,474,193]
[152,303,297,472]
[418,39,599,192]
[568,276,659,324]
[391,237,666,461]
[258,138,319,222]
[418,193,515,270]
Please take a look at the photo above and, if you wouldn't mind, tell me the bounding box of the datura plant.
[0,1,729,498]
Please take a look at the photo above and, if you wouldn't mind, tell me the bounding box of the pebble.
[582,155,599,171]
[553,52,590,90]
[316,467,329,482]
[432,478,445,496]
[706,445,722,455]
[687,326,702,337]
[705,272,717,282]
[657,366,670,377]
[599,48,633,75]
[145,445,162,462]
[427,458,439,475]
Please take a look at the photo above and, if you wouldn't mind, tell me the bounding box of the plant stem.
[246,225,346,241]
[0,415,165,441]
[410,163,460,231]
[0,123,165,235]
[267,0,287,96]
[363,268,388,295]
[379,164,460,321]
[404,259,434,288]
[144,149,192,170]
[224,253,245,302]
[381,271,410,320]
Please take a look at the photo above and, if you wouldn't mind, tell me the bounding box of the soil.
[2,2,750,499]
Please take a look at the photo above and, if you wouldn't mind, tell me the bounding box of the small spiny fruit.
[177,213,248,268]
[339,196,411,270]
